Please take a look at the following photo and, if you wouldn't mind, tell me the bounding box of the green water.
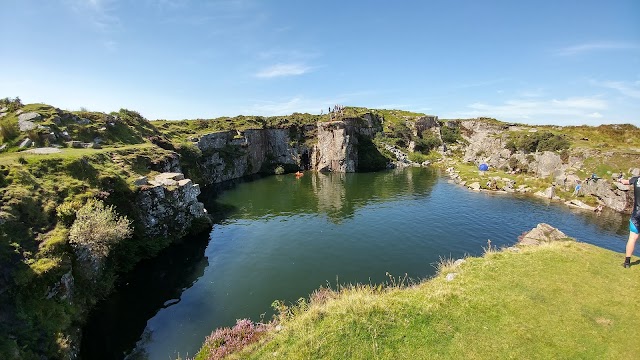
[81,168,632,359]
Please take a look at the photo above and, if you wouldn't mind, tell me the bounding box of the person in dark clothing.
[619,175,640,268]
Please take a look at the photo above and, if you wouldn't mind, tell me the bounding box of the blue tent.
[479,163,489,171]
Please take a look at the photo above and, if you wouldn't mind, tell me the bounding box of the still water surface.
[81,168,633,359]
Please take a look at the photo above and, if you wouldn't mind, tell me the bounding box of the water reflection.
[204,167,439,223]
[81,168,632,360]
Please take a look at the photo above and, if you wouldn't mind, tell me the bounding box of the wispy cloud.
[593,80,640,99]
[555,41,640,56]
[447,95,610,125]
[69,0,122,31]
[242,91,376,116]
[454,78,508,89]
[257,49,320,60]
[255,63,313,78]
[244,96,327,115]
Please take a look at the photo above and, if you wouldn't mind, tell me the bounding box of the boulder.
[614,182,629,191]
[155,172,185,181]
[18,112,41,131]
[19,138,32,148]
[631,168,640,177]
[468,182,481,191]
[535,151,562,178]
[535,186,555,199]
[519,223,571,246]
[564,199,596,211]
[581,179,628,212]
[134,176,149,186]
[453,259,466,267]
[0,144,6,152]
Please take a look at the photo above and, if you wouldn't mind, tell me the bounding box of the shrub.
[506,131,570,153]
[408,152,429,163]
[69,198,132,260]
[0,117,19,141]
[441,125,462,144]
[414,135,441,153]
[56,200,84,226]
[198,319,269,359]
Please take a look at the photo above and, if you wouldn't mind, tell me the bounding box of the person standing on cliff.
[618,175,640,268]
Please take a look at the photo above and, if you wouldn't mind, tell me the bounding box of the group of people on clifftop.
[320,104,345,121]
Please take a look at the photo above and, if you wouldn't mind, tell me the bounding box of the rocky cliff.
[135,172,209,239]
[312,114,383,172]
[192,113,385,183]
[451,119,635,212]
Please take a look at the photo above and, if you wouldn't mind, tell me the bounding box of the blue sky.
[1,0,639,125]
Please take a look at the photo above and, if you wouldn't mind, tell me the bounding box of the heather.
[195,241,639,359]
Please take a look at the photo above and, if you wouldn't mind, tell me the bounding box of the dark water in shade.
[80,168,635,360]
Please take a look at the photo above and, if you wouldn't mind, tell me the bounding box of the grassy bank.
[197,240,638,359]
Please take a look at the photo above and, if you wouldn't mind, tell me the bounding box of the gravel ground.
[24,147,63,154]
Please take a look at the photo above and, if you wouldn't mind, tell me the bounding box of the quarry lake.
[81,167,634,359]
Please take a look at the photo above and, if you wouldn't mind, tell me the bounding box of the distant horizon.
[9,99,639,128]
[1,0,638,126]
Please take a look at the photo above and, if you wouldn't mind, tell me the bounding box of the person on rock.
[618,175,640,268]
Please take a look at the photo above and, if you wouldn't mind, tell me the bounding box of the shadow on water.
[79,229,212,360]
[80,168,438,359]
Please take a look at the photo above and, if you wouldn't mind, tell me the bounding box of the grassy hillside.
[197,240,639,359]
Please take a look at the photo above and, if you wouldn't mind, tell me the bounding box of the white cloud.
[454,78,508,89]
[243,96,328,115]
[447,96,612,125]
[555,41,640,56]
[596,80,640,99]
[255,63,313,78]
[551,97,607,110]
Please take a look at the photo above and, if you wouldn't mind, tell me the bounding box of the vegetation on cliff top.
[1,99,639,359]
[195,240,639,359]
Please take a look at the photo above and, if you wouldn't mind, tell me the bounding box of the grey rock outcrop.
[564,199,596,211]
[136,173,209,239]
[18,112,41,131]
[195,114,383,184]
[197,128,301,184]
[535,186,556,199]
[19,138,32,148]
[580,179,630,212]
[460,119,507,166]
[313,116,382,172]
[519,223,571,246]
[534,151,563,178]
[46,271,74,302]
[313,120,359,172]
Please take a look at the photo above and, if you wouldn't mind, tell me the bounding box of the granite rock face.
[136,172,209,239]
[197,128,302,184]
[312,115,383,172]
[519,223,571,246]
[18,112,41,131]
[195,114,385,183]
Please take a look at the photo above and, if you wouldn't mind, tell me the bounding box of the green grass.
[213,241,639,359]
[0,143,154,165]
